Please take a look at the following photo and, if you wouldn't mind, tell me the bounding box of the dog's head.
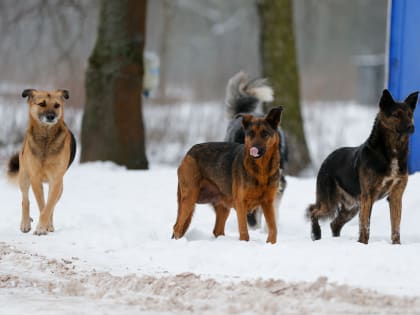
[241,106,283,158]
[22,89,69,126]
[379,89,418,135]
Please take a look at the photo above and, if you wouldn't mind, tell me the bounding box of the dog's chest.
[378,158,401,198]
[29,128,66,160]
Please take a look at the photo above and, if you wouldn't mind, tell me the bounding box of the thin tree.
[258,0,310,175]
[81,0,149,169]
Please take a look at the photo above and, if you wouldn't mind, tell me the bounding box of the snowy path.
[2,242,420,315]
[1,163,420,313]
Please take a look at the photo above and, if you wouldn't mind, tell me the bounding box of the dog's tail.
[306,204,322,241]
[306,204,317,220]
[226,71,274,118]
[7,153,20,183]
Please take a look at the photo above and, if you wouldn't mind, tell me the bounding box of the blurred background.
[0,0,388,174]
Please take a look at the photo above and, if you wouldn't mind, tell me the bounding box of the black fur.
[224,73,287,227]
[307,89,419,243]
[8,153,20,176]
[68,131,77,169]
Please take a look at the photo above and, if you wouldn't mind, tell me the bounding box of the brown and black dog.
[307,89,418,244]
[7,89,76,235]
[172,106,283,244]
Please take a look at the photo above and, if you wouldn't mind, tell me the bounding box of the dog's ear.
[265,106,283,130]
[379,89,394,113]
[404,91,419,111]
[241,114,253,130]
[22,89,36,99]
[57,89,70,100]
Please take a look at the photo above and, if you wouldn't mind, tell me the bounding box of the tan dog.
[7,89,76,235]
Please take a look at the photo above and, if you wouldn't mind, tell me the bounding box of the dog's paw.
[47,224,55,232]
[34,224,48,236]
[20,219,32,233]
[357,237,368,244]
[266,234,277,244]
[239,232,249,241]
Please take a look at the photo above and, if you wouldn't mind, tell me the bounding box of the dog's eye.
[38,101,46,107]
[261,130,269,138]
[54,103,60,109]
[392,112,400,118]
[247,130,255,137]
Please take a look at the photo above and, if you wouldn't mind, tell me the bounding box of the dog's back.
[183,142,243,201]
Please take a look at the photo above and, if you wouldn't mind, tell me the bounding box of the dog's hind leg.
[213,204,230,237]
[18,173,32,233]
[173,183,198,239]
[35,179,62,236]
[246,210,260,229]
[330,206,359,237]
[173,156,200,239]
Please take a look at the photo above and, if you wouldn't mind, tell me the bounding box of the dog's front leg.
[19,173,32,233]
[34,179,62,235]
[30,178,46,234]
[388,179,407,245]
[236,204,249,241]
[358,195,373,244]
[261,200,277,244]
[48,184,63,232]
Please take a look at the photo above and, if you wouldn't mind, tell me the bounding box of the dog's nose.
[258,147,266,156]
[408,125,415,134]
[46,112,56,122]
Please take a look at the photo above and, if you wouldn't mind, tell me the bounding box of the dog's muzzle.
[40,112,58,125]
[249,146,266,158]
[398,124,415,134]
[407,124,415,134]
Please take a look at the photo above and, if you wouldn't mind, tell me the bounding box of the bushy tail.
[306,204,322,241]
[7,153,20,183]
[226,71,274,118]
[306,204,317,220]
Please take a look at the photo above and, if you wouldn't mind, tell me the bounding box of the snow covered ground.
[2,100,420,314]
[1,162,420,314]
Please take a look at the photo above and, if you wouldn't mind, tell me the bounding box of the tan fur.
[9,89,74,235]
[172,107,282,244]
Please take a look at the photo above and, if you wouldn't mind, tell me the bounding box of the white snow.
[2,101,420,313]
[1,161,420,298]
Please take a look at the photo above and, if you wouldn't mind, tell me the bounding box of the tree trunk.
[81,0,148,169]
[258,0,310,175]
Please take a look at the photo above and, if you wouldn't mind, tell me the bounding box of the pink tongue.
[250,147,259,157]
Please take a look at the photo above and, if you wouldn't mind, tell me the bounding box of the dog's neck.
[29,117,64,144]
[243,140,280,186]
[367,115,409,160]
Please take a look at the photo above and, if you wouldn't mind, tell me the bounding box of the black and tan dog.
[7,89,76,235]
[173,106,283,244]
[224,71,288,229]
[307,89,418,244]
